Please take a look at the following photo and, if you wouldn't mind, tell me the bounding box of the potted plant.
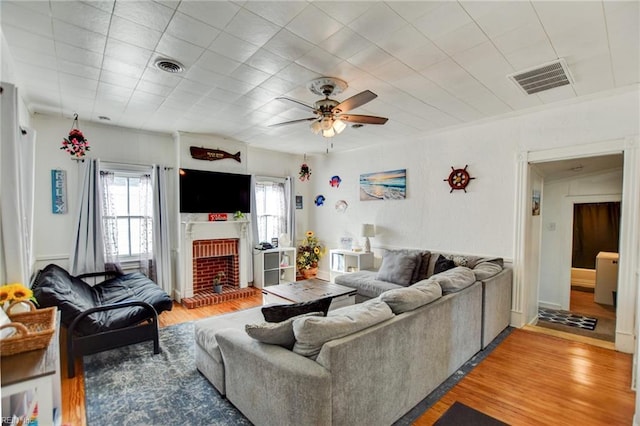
[213,272,225,294]
[296,231,325,279]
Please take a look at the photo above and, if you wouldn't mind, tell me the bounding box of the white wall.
[306,89,639,277]
[538,169,623,309]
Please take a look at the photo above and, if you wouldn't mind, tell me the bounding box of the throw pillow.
[381,283,441,314]
[376,250,420,286]
[431,266,476,294]
[433,254,456,275]
[292,299,394,359]
[473,260,503,280]
[245,311,323,349]
[262,297,332,323]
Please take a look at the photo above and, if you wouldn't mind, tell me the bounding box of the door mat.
[434,401,508,426]
[538,308,597,331]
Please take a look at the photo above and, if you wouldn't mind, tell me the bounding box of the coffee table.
[262,279,356,310]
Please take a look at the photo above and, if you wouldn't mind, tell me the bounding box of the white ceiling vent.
[508,59,574,95]
[154,58,184,74]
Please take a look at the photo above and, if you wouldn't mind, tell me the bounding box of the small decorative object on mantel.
[233,211,245,220]
[61,113,90,159]
[190,146,241,162]
[297,231,325,279]
[444,165,475,193]
[299,154,312,181]
[208,213,228,221]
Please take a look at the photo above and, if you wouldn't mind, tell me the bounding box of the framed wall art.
[359,169,406,201]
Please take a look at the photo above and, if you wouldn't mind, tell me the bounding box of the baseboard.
[538,301,562,310]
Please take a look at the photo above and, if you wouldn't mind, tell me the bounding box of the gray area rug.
[84,322,513,425]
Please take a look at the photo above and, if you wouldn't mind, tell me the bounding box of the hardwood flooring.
[61,295,634,426]
[570,288,617,321]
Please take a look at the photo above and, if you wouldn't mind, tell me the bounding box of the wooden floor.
[61,294,634,426]
[570,288,617,321]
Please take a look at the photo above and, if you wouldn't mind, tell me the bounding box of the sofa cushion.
[262,298,332,323]
[376,250,420,286]
[433,254,456,275]
[292,299,394,359]
[245,312,323,349]
[380,281,441,314]
[400,250,431,284]
[335,271,403,299]
[430,266,476,294]
[473,259,504,281]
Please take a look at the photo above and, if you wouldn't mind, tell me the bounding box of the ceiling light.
[154,58,184,74]
[310,117,347,138]
[333,119,346,134]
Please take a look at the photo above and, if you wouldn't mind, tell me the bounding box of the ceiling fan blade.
[269,117,318,127]
[339,114,388,125]
[335,90,377,113]
[275,97,315,113]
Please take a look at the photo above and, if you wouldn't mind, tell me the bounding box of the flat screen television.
[179,168,251,213]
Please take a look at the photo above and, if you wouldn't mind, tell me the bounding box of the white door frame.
[513,136,639,354]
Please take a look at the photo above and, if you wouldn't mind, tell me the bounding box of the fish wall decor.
[190,146,241,162]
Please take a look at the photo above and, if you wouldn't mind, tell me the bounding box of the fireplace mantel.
[177,219,251,301]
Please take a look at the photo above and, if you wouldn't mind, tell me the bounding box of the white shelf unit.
[329,249,374,283]
[253,247,296,288]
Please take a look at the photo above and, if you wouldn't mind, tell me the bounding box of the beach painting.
[360,169,406,201]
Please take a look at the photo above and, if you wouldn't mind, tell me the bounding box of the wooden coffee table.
[262,279,356,310]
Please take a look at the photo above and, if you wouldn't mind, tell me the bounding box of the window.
[101,171,153,261]
[255,179,287,243]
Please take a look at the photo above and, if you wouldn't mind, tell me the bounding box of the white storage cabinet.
[329,249,374,283]
[253,247,296,288]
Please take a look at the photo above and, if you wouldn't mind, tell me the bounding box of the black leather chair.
[32,263,173,377]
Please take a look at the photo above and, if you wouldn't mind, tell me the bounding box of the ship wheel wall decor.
[444,165,475,193]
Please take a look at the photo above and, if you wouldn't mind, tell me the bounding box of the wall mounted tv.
[179,168,251,213]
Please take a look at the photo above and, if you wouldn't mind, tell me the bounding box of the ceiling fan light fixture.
[310,120,322,134]
[322,127,336,138]
[333,118,346,134]
[320,117,333,131]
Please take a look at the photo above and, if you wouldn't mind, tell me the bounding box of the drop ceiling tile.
[462,1,537,39]
[461,89,512,116]
[166,89,206,107]
[209,32,261,63]
[113,1,174,31]
[97,82,134,101]
[245,49,291,75]
[52,19,107,54]
[242,1,308,27]
[502,40,558,71]
[59,73,98,92]
[295,48,344,75]
[175,78,214,96]
[491,22,549,55]
[129,91,166,108]
[569,53,615,96]
[51,1,111,35]
[286,4,344,44]
[376,25,430,61]
[166,11,221,48]
[453,41,514,81]
[348,3,407,44]
[57,60,101,81]
[16,63,60,86]
[432,22,488,56]
[313,2,375,26]
[84,1,116,14]
[109,15,163,51]
[263,29,315,61]
[604,1,640,86]
[386,2,442,23]
[102,56,146,79]
[184,65,225,87]
[319,27,372,61]
[546,18,609,63]
[347,45,394,71]
[413,2,472,40]
[225,8,281,46]
[327,61,366,83]
[12,49,57,70]
[232,64,272,86]
[533,1,604,37]
[370,60,415,83]
[105,38,154,69]
[100,69,140,90]
[0,2,53,38]
[55,42,103,69]
[534,84,577,103]
[196,50,242,75]
[137,80,175,97]
[140,66,184,88]
[421,59,484,98]
[155,33,206,69]
[1,26,55,56]
[258,76,298,96]
[177,1,240,30]
[219,76,256,96]
[394,40,448,72]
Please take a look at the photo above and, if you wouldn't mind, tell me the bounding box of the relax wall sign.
[51,169,67,214]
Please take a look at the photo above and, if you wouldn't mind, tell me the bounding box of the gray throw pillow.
[376,250,420,286]
[292,299,394,359]
[381,281,442,314]
[245,311,323,349]
[431,266,476,294]
[473,261,503,280]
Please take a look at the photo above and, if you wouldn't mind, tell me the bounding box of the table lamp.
[362,224,375,253]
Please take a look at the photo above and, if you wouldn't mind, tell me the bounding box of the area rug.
[84,323,513,425]
[434,401,508,426]
[538,307,597,331]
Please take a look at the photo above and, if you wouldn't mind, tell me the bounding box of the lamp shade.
[361,224,375,238]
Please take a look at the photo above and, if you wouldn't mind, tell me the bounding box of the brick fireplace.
[179,219,257,309]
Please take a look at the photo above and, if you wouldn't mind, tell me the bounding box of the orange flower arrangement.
[0,283,37,308]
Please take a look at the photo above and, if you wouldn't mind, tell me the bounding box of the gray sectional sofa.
[194,248,512,426]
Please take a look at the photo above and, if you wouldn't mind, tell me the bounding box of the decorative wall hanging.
[51,169,67,214]
[295,195,303,209]
[61,113,90,158]
[329,175,342,187]
[359,169,406,201]
[444,165,475,193]
[335,200,348,213]
[190,146,241,162]
[314,195,326,206]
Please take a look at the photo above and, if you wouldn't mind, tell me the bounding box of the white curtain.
[152,165,172,294]
[138,173,153,277]
[0,82,35,285]
[69,159,106,275]
[100,170,119,268]
[249,175,259,283]
[285,176,295,246]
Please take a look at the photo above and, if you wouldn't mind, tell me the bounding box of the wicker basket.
[0,302,56,357]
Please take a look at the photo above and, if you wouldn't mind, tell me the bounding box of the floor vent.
[508,59,574,95]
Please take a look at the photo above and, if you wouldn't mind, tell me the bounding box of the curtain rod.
[100,160,173,170]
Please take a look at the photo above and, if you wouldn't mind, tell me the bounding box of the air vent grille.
[154,58,184,74]
[508,59,573,95]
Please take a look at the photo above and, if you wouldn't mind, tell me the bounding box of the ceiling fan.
[270,77,388,138]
